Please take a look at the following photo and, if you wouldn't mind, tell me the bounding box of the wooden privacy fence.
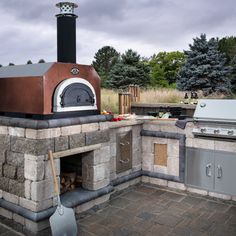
[128,85,140,102]
[119,92,131,114]
[119,85,141,114]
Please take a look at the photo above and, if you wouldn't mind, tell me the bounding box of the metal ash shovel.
[48,150,78,236]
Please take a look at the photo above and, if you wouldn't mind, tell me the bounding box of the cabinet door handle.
[120,159,130,164]
[217,165,222,179]
[206,164,212,177]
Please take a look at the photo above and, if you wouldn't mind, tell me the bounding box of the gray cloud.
[0,0,235,65]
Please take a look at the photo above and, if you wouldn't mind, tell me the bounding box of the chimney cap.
[56,2,78,15]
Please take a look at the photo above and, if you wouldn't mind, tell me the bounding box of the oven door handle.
[206,163,212,177]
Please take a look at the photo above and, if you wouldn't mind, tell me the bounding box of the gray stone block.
[11,137,54,155]
[19,197,53,212]
[24,159,44,181]
[55,136,69,152]
[2,191,19,204]
[0,135,10,152]
[9,179,24,197]
[3,164,16,179]
[83,146,110,166]
[69,133,85,149]
[17,167,25,183]
[82,123,99,132]
[0,177,9,191]
[6,151,24,167]
[83,179,110,191]
[86,130,110,146]
[9,127,25,137]
[31,179,55,201]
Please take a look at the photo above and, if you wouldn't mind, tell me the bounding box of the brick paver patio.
[0,184,236,236]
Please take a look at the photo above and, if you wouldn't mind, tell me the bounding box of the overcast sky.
[0,0,236,66]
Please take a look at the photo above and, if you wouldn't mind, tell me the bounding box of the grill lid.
[194,99,236,123]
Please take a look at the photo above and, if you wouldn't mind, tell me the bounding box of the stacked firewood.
[60,172,82,193]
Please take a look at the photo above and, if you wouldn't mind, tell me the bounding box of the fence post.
[128,85,140,102]
[119,92,131,114]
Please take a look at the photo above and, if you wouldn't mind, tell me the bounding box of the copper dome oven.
[0,2,101,119]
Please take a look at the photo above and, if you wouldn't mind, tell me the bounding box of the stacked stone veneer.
[0,123,111,213]
[1,118,236,233]
[141,121,191,179]
[0,120,143,232]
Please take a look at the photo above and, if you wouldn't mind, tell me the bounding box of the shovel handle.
[48,150,60,195]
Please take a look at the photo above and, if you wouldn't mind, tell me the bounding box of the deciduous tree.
[149,51,185,87]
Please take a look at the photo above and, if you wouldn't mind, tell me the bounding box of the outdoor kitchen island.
[0,113,235,235]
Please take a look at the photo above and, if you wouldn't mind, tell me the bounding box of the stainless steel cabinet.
[214,150,236,195]
[186,148,214,191]
[116,131,132,174]
[186,147,236,195]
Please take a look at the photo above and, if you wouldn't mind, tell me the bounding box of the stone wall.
[0,123,111,215]
[141,121,191,182]
[0,120,142,217]
[1,118,236,234]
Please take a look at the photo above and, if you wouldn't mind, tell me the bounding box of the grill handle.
[206,163,212,177]
[217,165,223,179]
[119,159,130,164]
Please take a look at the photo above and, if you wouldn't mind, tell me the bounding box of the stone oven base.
[0,118,236,235]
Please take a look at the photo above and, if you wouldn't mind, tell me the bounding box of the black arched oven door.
[60,83,95,107]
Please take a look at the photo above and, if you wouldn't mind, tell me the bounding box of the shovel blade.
[49,205,77,236]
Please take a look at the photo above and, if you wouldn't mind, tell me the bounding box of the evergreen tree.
[177,34,230,95]
[230,56,236,93]
[108,49,150,89]
[38,59,45,63]
[92,46,119,88]
[218,36,236,65]
[9,63,15,66]
[0,65,2,67]
[27,60,33,64]
[218,36,236,94]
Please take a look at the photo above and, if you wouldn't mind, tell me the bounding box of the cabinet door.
[214,150,236,195]
[116,131,132,174]
[186,147,214,190]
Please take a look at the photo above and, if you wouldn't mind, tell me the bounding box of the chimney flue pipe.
[56,2,78,63]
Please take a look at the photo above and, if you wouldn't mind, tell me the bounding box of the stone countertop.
[106,119,144,129]
[131,103,196,109]
[104,117,186,129]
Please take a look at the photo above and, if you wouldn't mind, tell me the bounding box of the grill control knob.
[200,128,206,133]
[200,102,206,108]
[214,129,220,134]
[227,130,234,136]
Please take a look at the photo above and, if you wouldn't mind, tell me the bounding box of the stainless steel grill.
[193,99,236,139]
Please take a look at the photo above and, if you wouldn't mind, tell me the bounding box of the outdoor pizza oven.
[0,2,101,119]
